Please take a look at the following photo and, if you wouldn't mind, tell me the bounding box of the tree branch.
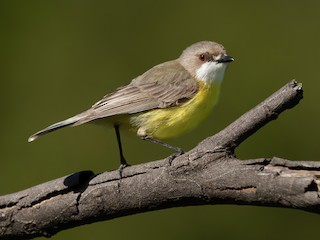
[2,80,317,240]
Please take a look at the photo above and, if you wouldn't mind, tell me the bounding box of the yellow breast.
[129,81,221,140]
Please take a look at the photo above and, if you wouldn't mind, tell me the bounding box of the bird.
[28,41,234,169]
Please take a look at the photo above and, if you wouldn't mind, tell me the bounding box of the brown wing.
[76,60,199,124]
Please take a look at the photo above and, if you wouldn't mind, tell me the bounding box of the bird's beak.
[216,54,234,63]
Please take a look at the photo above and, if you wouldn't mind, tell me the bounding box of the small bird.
[29,41,234,168]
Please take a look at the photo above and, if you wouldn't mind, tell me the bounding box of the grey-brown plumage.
[28,41,232,147]
[76,61,199,124]
[28,60,199,142]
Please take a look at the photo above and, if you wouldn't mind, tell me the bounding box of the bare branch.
[191,80,303,154]
[1,80,315,240]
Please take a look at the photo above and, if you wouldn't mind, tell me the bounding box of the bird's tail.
[28,112,87,142]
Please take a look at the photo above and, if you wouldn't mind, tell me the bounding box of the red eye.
[199,54,205,61]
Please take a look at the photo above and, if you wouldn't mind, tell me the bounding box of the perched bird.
[29,41,234,168]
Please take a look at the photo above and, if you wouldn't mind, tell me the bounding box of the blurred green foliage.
[1,0,320,239]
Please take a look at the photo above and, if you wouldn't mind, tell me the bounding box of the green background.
[1,0,319,239]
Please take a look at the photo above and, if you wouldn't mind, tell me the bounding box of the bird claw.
[118,163,130,179]
[167,150,185,165]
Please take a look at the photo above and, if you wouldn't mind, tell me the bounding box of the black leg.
[114,124,128,167]
[140,136,185,164]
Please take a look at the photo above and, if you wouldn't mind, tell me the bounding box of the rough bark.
[1,80,318,240]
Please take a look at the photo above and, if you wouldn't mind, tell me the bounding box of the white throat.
[196,62,228,84]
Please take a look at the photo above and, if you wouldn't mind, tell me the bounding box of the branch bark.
[2,80,318,240]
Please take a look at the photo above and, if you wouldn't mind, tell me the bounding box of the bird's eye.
[199,54,205,61]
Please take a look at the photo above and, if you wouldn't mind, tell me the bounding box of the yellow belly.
[129,81,221,140]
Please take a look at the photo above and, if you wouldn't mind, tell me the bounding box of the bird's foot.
[168,148,185,165]
[117,163,130,192]
[118,162,130,180]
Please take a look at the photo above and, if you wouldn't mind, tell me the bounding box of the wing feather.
[77,60,198,124]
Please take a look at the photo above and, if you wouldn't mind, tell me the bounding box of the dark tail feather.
[28,114,84,142]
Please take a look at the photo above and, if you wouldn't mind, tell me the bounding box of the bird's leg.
[114,124,129,178]
[140,136,185,164]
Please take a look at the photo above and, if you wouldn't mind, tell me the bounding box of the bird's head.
[179,41,234,84]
